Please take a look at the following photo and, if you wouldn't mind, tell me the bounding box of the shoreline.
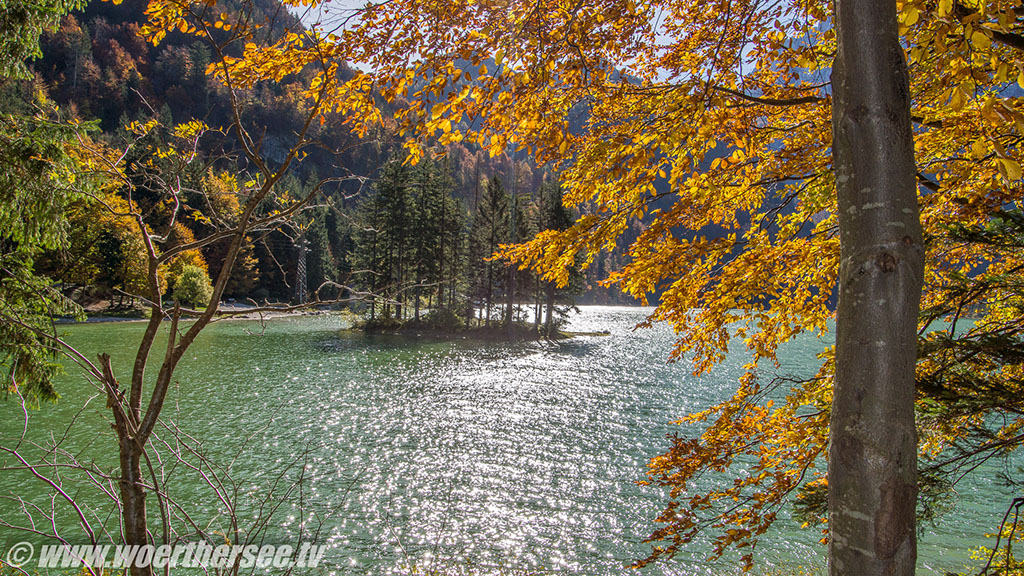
[349,318,611,341]
[54,304,642,328]
[54,307,343,325]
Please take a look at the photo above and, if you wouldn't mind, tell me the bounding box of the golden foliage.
[323,0,1024,565]
[136,0,1024,567]
[164,222,207,291]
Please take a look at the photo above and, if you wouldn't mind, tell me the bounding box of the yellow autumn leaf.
[950,87,967,111]
[970,139,987,159]
[903,6,919,25]
[971,30,991,49]
[998,158,1022,181]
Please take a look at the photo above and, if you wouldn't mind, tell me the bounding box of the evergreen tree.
[350,195,382,318]
[537,180,578,335]
[352,154,472,325]
[467,175,509,326]
[410,158,441,320]
[408,156,466,320]
[503,187,533,328]
[352,158,415,320]
[0,104,87,403]
[0,0,88,405]
[437,160,468,314]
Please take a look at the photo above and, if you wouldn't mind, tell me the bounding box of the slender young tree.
[352,159,413,320]
[504,188,517,329]
[468,175,509,326]
[537,180,574,336]
[0,2,377,574]
[829,1,924,575]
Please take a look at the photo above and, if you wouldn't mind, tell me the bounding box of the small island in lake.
[349,307,610,340]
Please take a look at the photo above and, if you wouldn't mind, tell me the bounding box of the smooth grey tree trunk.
[829,1,924,576]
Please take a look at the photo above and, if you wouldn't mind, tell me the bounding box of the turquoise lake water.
[0,306,1016,575]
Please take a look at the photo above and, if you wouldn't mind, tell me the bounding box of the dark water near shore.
[0,307,1016,575]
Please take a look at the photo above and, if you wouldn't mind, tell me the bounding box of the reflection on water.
[0,307,1016,575]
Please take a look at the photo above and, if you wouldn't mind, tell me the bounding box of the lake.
[0,306,1016,575]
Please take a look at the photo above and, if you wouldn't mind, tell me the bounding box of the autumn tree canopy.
[259,0,1024,567]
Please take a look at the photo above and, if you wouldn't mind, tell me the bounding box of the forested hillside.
[13,0,638,312]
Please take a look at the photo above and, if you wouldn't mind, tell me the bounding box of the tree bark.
[119,446,150,576]
[829,2,924,576]
[101,353,152,576]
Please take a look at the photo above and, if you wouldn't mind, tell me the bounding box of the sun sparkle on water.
[0,307,1015,575]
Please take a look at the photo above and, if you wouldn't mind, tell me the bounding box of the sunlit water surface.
[0,307,1017,575]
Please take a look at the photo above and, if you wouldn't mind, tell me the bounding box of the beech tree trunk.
[829,2,924,576]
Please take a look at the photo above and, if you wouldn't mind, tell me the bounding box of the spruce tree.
[468,175,509,326]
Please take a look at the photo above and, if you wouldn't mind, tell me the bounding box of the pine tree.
[537,180,577,335]
[352,158,415,321]
[468,175,509,326]
[408,156,466,321]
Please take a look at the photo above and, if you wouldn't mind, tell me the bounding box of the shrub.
[173,265,213,308]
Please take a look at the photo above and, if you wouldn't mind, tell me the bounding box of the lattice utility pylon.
[293,238,309,304]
